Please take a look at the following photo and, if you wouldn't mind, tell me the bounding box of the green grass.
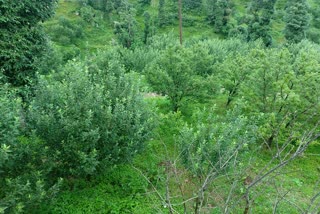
[44,0,115,55]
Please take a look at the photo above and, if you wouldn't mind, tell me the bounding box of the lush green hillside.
[37,1,320,213]
[1,0,320,213]
[43,0,320,58]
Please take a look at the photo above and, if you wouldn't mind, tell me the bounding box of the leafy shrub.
[119,46,160,72]
[147,33,180,51]
[48,17,84,45]
[229,25,248,40]
[184,0,202,10]
[28,51,154,178]
[186,43,215,76]
[234,45,320,146]
[0,86,21,146]
[307,28,320,44]
[79,5,101,26]
[0,86,60,213]
[145,47,206,111]
[193,38,261,65]
[179,109,256,176]
[60,45,81,62]
[35,41,63,75]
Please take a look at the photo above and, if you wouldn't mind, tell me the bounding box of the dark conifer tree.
[246,0,276,46]
[114,4,137,48]
[143,11,151,44]
[207,0,232,35]
[0,0,57,86]
[158,0,166,27]
[138,0,151,6]
[184,0,202,10]
[207,0,218,24]
[284,0,310,43]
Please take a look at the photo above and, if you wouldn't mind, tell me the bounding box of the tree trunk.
[243,191,250,214]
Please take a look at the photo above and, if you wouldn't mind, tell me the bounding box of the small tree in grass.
[145,47,205,112]
[134,107,320,213]
[28,50,154,178]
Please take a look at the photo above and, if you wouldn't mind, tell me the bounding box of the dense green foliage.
[180,110,256,176]
[284,0,310,43]
[1,0,320,213]
[158,0,166,27]
[145,47,207,111]
[0,86,61,213]
[114,7,138,48]
[28,51,153,178]
[184,0,202,10]
[236,46,320,146]
[246,0,276,46]
[0,50,154,213]
[207,0,232,35]
[0,0,57,86]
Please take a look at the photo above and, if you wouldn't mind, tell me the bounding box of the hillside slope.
[44,0,320,59]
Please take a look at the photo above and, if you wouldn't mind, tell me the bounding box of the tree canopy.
[0,0,57,86]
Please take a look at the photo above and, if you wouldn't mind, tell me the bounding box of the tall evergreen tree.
[246,0,276,46]
[284,0,310,43]
[138,0,151,6]
[184,0,202,10]
[143,11,151,44]
[216,0,232,34]
[207,0,218,23]
[207,0,232,35]
[247,13,272,46]
[158,0,166,27]
[114,5,137,48]
[0,0,57,86]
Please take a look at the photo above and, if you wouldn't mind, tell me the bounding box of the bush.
[0,86,21,146]
[28,51,154,178]
[184,0,202,10]
[0,86,60,213]
[307,28,320,44]
[193,38,260,64]
[145,47,206,111]
[179,108,256,176]
[119,46,160,72]
[79,5,101,26]
[48,17,84,45]
[234,45,320,147]
[60,45,81,62]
